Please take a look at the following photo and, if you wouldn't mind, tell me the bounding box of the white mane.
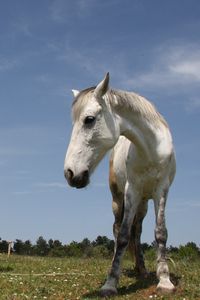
[72,87,168,128]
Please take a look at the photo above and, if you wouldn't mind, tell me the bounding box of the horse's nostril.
[64,168,89,188]
[83,170,89,179]
[65,168,74,181]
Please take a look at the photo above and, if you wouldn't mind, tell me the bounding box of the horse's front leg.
[154,188,176,294]
[100,183,139,297]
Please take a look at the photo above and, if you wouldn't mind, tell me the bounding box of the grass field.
[0,254,199,300]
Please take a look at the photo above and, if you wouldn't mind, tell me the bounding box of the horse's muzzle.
[64,168,89,189]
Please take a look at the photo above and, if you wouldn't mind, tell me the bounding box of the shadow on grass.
[0,265,14,272]
[82,269,180,299]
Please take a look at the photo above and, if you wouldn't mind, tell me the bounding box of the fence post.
[7,241,13,258]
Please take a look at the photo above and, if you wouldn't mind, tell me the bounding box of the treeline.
[0,237,199,259]
[0,236,114,258]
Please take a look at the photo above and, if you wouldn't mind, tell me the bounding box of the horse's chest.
[111,137,171,198]
[131,166,160,198]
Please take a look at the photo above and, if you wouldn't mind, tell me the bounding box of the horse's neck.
[109,91,173,162]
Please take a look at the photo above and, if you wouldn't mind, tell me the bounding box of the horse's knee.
[117,226,130,250]
[155,226,168,245]
[117,237,129,250]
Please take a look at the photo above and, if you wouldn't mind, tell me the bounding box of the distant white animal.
[64,73,176,296]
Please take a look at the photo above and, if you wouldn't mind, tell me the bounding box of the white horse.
[64,73,176,296]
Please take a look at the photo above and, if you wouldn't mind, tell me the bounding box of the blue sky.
[0,0,199,246]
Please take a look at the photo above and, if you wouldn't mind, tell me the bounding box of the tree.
[35,236,49,256]
[80,238,93,257]
[53,240,62,248]
[0,240,8,253]
[168,245,179,253]
[94,235,110,246]
[65,241,82,257]
[24,240,33,255]
[141,242,152,252]
[93,236,114,257]
[179,242,200,259]
[14,239,25,255]
[48,239,65,257]
[48,239,54,250]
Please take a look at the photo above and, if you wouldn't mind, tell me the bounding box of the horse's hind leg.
[154,188,175,294]
[110,184,124,256]
[129,200,148,277]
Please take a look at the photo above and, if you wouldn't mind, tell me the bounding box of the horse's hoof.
[141,270,149,279]
[156,280,176,294]
[134,267,149,278]
[100,286,118,297]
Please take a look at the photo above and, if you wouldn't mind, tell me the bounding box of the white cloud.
[124,43,200,89]
[169,59,200,82]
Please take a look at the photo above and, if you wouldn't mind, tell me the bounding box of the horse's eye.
[84,116,96,126]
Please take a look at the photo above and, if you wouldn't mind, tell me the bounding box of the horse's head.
[64,73,120,188]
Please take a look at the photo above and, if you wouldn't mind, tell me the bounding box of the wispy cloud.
[54,39,200,100]
[0,146,38,157]
[91,182,107,188]
[13,191,32,196]
[35,182,66,189]
[169,53,200,82]
[58,50,105,76]
[12,182,66,197]
[176,200,200,209]
[13,21,33,37]
[34,73,70,98]
[0,56,18,72]
[185,97,200,112]
[49,0,98,23]
[124,43,200,89]
[0,126,60,158]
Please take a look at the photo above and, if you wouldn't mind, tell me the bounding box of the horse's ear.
[72,89,80,98]
[94,72,109,98]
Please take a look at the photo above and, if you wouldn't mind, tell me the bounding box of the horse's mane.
[72,87,168,128]
[110,89,168,128]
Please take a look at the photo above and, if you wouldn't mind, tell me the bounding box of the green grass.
[0,254,199,299]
